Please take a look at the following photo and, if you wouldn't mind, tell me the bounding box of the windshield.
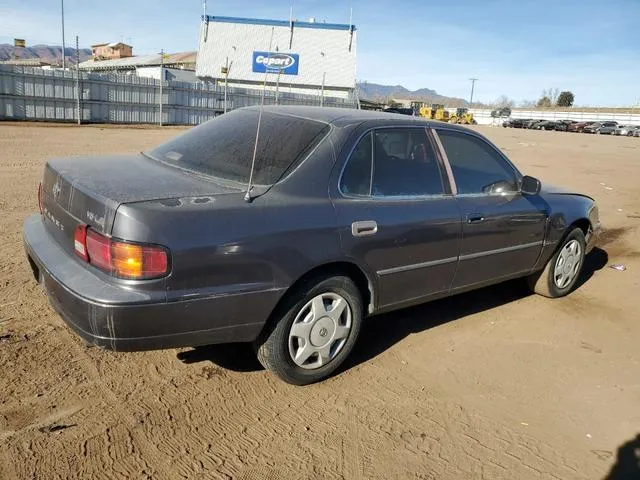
[149,109,330,185]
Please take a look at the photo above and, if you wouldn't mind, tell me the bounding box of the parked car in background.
[568,121,596,133]
[584,121,618,134]
[554,120,576,132]
[510,118,529,128]
[23,106,601,385]
[532,120,558,131]
[526,119,546,129]
[633,127,640,137]
[491,107,512,118]
[613,125,636,136]
[383,107,415,116]
[502,119,514,128]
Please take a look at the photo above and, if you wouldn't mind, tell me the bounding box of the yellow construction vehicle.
[418,103,450,122]
[449,107,476,125]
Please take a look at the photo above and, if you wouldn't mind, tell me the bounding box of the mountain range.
[0,44,91,64]
[357,82,470,107]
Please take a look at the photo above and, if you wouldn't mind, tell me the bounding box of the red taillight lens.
[86,229,112,272]
[79,227,169,280]
[38,182,43,214]
[74,225,88,261]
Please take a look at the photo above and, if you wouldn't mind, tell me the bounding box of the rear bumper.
[23,214,283,351]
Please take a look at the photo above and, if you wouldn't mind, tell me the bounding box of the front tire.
[527,228,586,298]
[255,275,363,385]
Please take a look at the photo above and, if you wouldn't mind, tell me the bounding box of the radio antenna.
[245,27,275,202]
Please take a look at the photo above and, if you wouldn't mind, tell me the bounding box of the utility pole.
[469,77,478,106]
[61,0,66,69]
[75,35,80,125]
[275,67,281,104]
[223,56,229,113]
[159,49,164,126]
[222,46,235,113]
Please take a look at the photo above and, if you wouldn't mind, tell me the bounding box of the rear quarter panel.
[111,131,346,305]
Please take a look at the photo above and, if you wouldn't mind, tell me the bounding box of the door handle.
[352,221,378,237]
[467,214,485,224]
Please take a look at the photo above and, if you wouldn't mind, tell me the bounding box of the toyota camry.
[24,106,601,385]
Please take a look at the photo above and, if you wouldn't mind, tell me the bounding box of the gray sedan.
[585,121,618,134]
[24,106,601,384]
[613,125,637,136]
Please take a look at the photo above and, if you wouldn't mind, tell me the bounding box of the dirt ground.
[1,122,639,480]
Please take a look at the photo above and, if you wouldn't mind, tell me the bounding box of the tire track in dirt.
[51,330,174,479]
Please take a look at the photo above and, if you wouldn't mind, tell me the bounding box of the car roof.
[242,105,473,131]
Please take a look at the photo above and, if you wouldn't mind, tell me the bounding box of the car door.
[331,127,461,310]
[434,128,547,290]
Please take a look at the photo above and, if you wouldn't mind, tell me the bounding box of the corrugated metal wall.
[0,65,357,125]
[196,17,357,91]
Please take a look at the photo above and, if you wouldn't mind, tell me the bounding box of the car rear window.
[149,109,330,185]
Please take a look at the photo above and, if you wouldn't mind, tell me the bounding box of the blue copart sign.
[252,51,299,75]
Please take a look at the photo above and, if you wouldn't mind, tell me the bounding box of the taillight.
[86,229,111,272]
[38,182,43,214]
[74,225,88,261]
[75,226,169,280]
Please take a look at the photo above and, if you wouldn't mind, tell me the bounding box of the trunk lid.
[40,153,240,254]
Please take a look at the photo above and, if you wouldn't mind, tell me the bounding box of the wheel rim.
[288,293,352,370]
[553,239,582,289]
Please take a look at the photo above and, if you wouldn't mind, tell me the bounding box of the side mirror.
[521,175,541,195]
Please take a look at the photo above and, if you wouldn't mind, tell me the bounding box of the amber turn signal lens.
[111,242,144,279]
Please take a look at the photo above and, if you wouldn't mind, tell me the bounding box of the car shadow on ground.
[177,343,263,372]
[177,248,608,375]
[342,246,608,373]
[603,433,640,480]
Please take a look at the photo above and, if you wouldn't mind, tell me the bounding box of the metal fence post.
[75,35,80,125]
[159,49,163,126]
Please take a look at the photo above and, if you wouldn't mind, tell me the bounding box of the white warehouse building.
[196,15,357,100]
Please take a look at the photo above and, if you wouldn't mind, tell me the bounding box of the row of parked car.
[503,119,640,136]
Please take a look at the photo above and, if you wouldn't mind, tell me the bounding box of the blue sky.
[1,0,638,106]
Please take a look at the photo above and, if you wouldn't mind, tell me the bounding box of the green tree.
[557,91,575,107]
[537,96,552,108]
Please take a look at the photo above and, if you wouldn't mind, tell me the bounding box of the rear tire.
[527,228,586,298]
[255,275,363,385]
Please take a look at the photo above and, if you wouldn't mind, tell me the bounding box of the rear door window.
[340,128,445,197]
[340,133,373,196]
[372,129,444,196]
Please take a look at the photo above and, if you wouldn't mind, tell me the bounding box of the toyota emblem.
[52,181,61,199]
